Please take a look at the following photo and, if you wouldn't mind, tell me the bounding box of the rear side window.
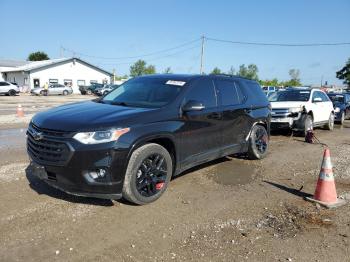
[244,81,268,103]
[184,79,216,108]
[215,79,242,106]
[0,82,9,86]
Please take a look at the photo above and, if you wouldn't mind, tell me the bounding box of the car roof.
[136,74,258,83]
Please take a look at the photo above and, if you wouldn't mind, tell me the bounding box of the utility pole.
[60,45,64,58]
[321,75,324,87]
[200,35,205,74]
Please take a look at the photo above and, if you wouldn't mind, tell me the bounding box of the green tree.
[336,58,350,87]
[163,67,172,74]
[286,69,301,86]
[227,66,235,75]
[130,60,156,77]
[237,64,259,80]
[259,78,280,87]
[210,67,222,74]
[27,51,49,61]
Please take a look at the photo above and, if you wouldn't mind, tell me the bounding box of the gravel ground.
[0,94,349,261]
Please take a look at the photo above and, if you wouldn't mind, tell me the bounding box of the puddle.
[0,128,27,148]
[209,159,257,185]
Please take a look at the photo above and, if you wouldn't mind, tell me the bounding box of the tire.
[325,113,334,130]
[122,143,173,205]
[40,90,45,96]
[63,90,68,96]
[247,125,269,160]
[339,112,345,125]
[302,114,313,137]
[8,89,16,96]
[87,90,92,95]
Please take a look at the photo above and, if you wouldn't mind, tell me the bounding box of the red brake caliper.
[156,182,165,190]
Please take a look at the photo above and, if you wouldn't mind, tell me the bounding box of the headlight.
[334,107,340,113]
[73,128,130,144]
[288,107,301,113]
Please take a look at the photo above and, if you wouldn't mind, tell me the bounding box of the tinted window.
[215,79,241,106]
[0,82,9,86]
[245,81,268,103]
[184,79,216,108]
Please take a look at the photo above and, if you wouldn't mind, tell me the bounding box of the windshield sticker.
[166,80,186,86]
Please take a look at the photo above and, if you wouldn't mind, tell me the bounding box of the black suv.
[27,74,270,205]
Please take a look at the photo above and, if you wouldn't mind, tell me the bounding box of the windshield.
[328,95,344,104]
[268,90,311,102]
[102,78,183,108]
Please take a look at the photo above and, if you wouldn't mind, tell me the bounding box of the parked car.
[94,84,119,96]
[0,81,20,96]
[79,83,104,95]
[269,88,334,135]
[27,74,270,205]
[31,84,73,96]
[327,93,350,124]
[262,86,277,96]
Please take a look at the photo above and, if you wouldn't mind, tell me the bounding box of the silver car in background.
[31,84,73,96]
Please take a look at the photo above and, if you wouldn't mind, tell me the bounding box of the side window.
[319,92,329,102]
[184,79,216,108]
[0,82,9,86]
[312,91,321,101]
[215,79,241,106]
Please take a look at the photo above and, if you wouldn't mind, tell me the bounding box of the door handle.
[244,108,252,114]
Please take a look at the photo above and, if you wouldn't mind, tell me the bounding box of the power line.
[95,44,201,66]
[62,38,201,60]
[206,36,350,47]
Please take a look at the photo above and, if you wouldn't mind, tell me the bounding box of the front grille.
[271,108,289,118]
[27,123,72,166]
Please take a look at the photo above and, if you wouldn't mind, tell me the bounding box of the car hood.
[332,102,345,108]
[270,101,307,109]
[32,101,156,132]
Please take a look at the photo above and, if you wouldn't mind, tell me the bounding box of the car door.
[179,78,222,168]
[310,91,326,122]
[345,94,350,118]
[0,82,8,93]
[214,79,251,155]
[319,91,333,121]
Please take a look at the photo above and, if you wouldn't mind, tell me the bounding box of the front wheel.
[122,143,173,205]
[87,90,92,95]
[8,89,16,96]
[338,112,345,125]
[247,125,269,160]
[63,90,68,95]
[325,113,334,130]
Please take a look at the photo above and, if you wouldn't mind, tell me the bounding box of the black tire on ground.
[40,90,45,96]
[324,113,334,130]
[338,112,345,125]
[8,89,16,96]
[63,90,68,95]
[247,124,269,160]
[301,114,313,137]
[87,90,92,95]
[122,143,173,205]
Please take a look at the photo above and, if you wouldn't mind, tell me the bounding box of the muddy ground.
[0,94,349,262]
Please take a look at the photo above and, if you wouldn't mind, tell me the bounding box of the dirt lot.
[0,94,349,262]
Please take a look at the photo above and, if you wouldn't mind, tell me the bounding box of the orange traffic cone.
[306,148,346,208]
[16,104,24,117]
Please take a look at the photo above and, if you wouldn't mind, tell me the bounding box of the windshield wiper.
[111,101,129,107]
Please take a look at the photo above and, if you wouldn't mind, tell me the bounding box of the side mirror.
[313,97,322,103]
[182,100,205,112]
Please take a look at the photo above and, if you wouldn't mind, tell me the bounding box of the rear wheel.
[63,90,68,95]
[40,90,45,96]
[122,143,173,205]
[247,125,269,160]
[87,90,92,95]
[325,113,334,130]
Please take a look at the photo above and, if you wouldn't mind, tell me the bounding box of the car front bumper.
[27,132,129,200]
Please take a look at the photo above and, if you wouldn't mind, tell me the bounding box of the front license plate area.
[30,162,48,180]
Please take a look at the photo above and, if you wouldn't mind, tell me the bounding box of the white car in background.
[0,81,20,96]
[269,88,334,135]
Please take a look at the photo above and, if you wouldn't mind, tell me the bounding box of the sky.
[1,0,350,86]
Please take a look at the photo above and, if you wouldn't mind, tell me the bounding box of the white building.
[0,57,112,94]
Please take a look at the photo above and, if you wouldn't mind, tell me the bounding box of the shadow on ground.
[264,180,313,198]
